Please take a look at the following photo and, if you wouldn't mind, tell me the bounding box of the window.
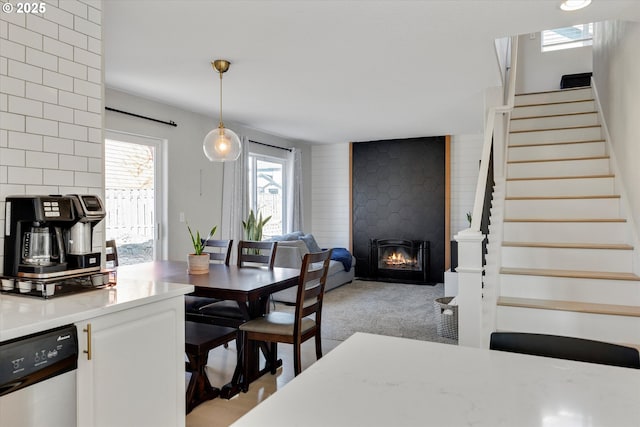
[541,23,593,52]
[248,154,287,239]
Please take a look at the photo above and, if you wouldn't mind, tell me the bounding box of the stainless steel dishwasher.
[0,324,78,427]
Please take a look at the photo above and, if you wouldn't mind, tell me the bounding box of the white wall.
[450,134,484,238]
[310,143,350,249]
[105,88,310,261]
[516,32,592,93]
[592,20,640,246]
[0,0,103,274]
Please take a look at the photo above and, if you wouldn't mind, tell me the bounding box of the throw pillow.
[300,234,322,253]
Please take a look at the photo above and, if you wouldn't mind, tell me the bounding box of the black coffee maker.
[3,195,105,279]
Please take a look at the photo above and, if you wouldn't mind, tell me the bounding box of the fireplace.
[370,239,430,284]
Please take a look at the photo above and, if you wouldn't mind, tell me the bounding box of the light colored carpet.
[275,279,458,345]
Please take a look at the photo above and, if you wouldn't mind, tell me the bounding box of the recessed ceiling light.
[560,0,592,11]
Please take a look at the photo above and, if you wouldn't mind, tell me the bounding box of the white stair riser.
[506,177,614,197]
[511,100,596,119]
[510,126,602,145]
[501,246,633,272]
[496,306,640,343]
[499,274,640,305]
[504,198,620,219]
[508,141,605,162]
[507,157,610,178]
[502,221,630,244]
[514,88,593,106]
[510,112,599,132]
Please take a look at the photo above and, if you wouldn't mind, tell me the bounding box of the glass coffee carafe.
[22,226,62,266]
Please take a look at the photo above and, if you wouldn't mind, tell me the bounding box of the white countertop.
[233,332,640,427]
[0,279,193,342]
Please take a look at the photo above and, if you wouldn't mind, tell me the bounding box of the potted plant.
[242,210,271,241]
[187,224,217,275]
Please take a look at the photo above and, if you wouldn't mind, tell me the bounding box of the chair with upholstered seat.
[239,249,332,391]
[489,332,640,369]
[184,239,233,315]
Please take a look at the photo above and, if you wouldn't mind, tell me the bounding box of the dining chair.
[105,239,119,268]
[236,240,278,268]
[489,332,640,369]
[239,249,333,391]
[184,239,233,315]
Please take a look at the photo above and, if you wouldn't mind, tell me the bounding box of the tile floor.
[186,337,342,427]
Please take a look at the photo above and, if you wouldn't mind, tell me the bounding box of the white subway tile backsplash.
[25,184,59,194]
[88,157,101,173]
[87,67,100,84]
[59,90,86,110]
[0,184,27,200]
[59,154,87,171]
[8,131,42,151]
[73,78,100,98]
[44,169,74,185]
[59,58,87,79]
[0,112,25,132]
[0,94,6,111]
[43,5,75,29]
[87,5,101,24]
[0,20,8,39]
[59,25,87,49]
[0,148,26,166]
[26,14,59,39]
[74,110,101,128]
[74,140,100,157]
[0,131,7,147]
[74,171,101,187]
[43,136,74,154]
[0,75,26,96]
[43,37,73,60]
[74,16,100,39]
[60,0,88,19]
[8,60,42,84]
[0,166,7,183]
[87,127,101,143]
[87,96,100,113]
[0,39,26,62]
[26,48,58,72]
[87,36,101,55]
[26,117,59,136]
[8,166,43,185]
[8,96,43,117]
[59,122,87,140]
[0,57,7,75]
[73,46,100,69]
[83,0,102,11]
[43,70,73,91]
[26,82,58,104]
[8,24,42,50]
[26,151,59,169]
[44,103,74,123]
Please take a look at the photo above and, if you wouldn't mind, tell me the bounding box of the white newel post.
[454,229,486,348]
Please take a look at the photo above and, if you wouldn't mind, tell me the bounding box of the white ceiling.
[103,1,640,144]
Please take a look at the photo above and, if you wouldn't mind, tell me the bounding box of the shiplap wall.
[310,135,483,252]
[310,143,351,249]
[0,0,104,274]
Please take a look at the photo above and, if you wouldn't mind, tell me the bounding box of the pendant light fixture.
[203,59,242,162]
[560,0,591,11]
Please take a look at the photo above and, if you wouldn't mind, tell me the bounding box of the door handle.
[83,323,92,360]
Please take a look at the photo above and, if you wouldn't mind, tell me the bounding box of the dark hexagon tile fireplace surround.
[352,136,445,284]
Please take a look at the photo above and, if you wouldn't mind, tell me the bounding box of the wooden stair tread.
[502,242,633,250]
[507,174,614,181]
[507,155,608,164]
[514,99,595,109]
[511,111,598,121]
[510,124,600,134]
[504,218,626,223]
[509,139,604,148]
[506,195,620,200]
[500,267,640,281]
[498,296,640,317]
[515,87,592,96]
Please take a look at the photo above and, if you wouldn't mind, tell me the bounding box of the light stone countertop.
[233,332,640,427]
[0,279,193,342]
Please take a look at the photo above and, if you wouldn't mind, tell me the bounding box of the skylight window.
[541,23,593,52]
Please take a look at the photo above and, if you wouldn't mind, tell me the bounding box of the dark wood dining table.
[117,260,300,397]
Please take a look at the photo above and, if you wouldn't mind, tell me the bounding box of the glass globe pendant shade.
[203,125,242,161]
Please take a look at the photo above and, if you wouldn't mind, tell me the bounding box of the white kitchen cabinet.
[76,296,185,427]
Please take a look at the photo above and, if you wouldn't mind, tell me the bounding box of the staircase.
[494,86,640,346]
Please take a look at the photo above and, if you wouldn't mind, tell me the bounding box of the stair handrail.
[470,35,518,232]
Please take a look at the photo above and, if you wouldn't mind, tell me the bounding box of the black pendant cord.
[249,139,292,152]
[105,107,177,127]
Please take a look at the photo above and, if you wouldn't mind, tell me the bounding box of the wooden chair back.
[202,239,233,265]
[237,240,277,269]
[490,332,640,369]
[294,249,333,336]
[105,239,119,267]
